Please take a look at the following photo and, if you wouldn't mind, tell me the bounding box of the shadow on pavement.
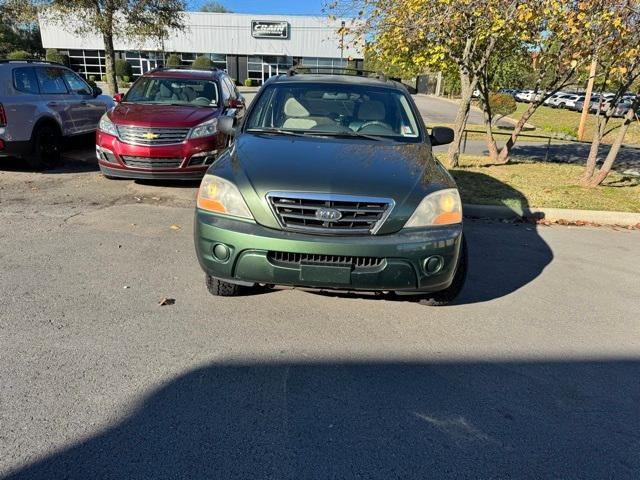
[314,171,553,306]
[452,170,554,305]
[0,135,99,174]
[5,359,639,479]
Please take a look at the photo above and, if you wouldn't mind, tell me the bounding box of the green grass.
[446,155,640,213]
[512,104,640,145]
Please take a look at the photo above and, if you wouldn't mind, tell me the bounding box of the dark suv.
[194,68,467,305]
[96,67,244,180]
[0,59,112,169]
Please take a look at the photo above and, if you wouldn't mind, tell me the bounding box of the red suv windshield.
[124,77,219,107]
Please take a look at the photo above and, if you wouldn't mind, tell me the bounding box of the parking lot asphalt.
[1,149,639,479]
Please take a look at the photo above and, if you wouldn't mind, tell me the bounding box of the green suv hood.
[211,133,457,234]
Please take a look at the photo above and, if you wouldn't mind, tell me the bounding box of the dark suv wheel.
[28,124,61,170]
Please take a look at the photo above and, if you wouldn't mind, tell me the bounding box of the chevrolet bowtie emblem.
[142,132,159,140]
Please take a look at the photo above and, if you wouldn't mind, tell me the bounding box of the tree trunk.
[589,101,638,186]
[496,101,537,164]
[446,70,473,168]
[103,32,118,95]
[581,111,609,184]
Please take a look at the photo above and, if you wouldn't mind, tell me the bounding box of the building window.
[66,49,106,78]
[302,57,348,71]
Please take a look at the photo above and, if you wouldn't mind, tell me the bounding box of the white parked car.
[515,90,534,102]
[545,92,571,107]
[557,94,582,109]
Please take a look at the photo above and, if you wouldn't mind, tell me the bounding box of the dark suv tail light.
[0,104,6,127]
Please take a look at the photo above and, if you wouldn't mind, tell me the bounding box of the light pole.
[578,55,598,142]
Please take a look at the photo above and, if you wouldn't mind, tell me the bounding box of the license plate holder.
[299,263,351,285]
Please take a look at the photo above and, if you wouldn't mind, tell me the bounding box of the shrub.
[45,49,69,66]
[115,59,132,77]
[122,75,130,83]
[243,78,253,87]
[488,93,517,118]
[192,56,214,70]
[7,50,31,60]
[101,75,108,83]
[89,75,96,82]
[166,54,181,67]
[117,80,130,89]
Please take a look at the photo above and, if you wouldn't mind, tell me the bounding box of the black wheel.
[418,235,468,306]
[28,124,62,170]
[206,275,251,297]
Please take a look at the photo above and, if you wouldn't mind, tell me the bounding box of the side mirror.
[218,116,235,136]
[92,85,102,98]
[430,126,455,146]
[113,93,124,103]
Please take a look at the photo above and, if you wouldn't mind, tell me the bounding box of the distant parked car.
[573,95,603,113]
[515,90,534,102]
[557,94,582,109]
[612,99,635,118]
[96,66,245,180]
[0,59,113,169]
[545,92,568,107]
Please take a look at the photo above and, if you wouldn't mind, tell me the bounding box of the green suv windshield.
[245,82,422,142]
[124,77,219,107]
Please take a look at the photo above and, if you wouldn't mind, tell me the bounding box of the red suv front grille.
[121,156,183,169]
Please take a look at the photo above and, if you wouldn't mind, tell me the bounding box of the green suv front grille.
[267,192,394,235]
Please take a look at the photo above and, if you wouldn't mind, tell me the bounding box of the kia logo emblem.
[315,208,342,222]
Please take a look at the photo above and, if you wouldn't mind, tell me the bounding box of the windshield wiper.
[310,131,389,141]
[246,128,309,137]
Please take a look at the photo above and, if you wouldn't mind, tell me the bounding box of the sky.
[188,0,328,16]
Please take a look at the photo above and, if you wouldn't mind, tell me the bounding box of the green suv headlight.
[98,113,118,137]
[197,174,253,220]
[189,118,218,139]
[404,188,462,228]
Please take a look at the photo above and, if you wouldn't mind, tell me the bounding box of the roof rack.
[149,65,222,73]
[287,65,387,82]
[0,59,64,66]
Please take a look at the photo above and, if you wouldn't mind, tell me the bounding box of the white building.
[38,12,364,84]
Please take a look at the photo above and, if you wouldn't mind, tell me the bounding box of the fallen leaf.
[169,224,182,231]
[158,297,175,306]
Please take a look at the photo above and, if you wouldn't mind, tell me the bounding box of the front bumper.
[96,131,223,180]
[195,210,463,293]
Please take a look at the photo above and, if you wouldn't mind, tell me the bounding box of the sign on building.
[251,20,289,39]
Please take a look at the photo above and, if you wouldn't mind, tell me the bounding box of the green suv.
[194,69,467,305]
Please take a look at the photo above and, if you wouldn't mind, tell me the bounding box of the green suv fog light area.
[212,243,231,262]
[423,255,444,275]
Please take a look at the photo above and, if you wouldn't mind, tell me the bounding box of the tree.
[38,0,186,94]
[45,48,69,65]
[580,0,640,186]
[0,0,42,58]
[7,49,31,59]
[491,0,611,164]
[115,58,132,77]
[166,53,181,67]
[192,55,214,69]
[199,1,230,12]
[331,0,524,168]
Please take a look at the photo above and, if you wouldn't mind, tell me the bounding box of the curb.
[464,204,640,227]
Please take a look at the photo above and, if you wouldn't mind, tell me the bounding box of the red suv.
[96,67,244,180]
